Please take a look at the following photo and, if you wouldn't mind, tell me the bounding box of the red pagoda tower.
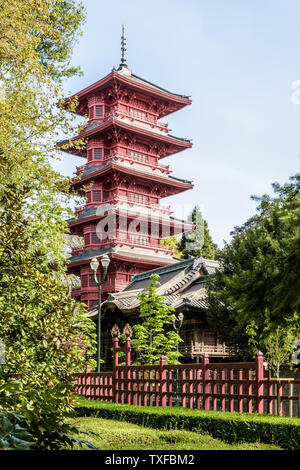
[59,27,193,308]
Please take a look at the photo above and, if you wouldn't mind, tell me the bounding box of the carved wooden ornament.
[123,323,133,340]
[111,324,120,339]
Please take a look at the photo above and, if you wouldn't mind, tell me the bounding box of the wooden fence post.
[160,356,167,407]
[203,354,210,410]
[256,351,264,413]
[86,364,91,399]
[113,337,119,403]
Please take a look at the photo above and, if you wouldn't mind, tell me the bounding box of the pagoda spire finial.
[120,24,127,68]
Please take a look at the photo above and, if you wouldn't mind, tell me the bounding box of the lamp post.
[173,312,184,406]
[90,254,110,372]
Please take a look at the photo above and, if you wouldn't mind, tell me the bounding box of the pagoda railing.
[81,231,173,255]
[82,110,169,135]
[113,152,170,175]
[75,153,170,177]
[108,196,172,216]
[70,231,173,257]
[74,197,172,218]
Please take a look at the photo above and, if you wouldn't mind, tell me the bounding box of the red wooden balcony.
[74,152,170,177]
[74,196,172,218]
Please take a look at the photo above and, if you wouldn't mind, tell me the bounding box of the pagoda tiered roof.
[70,160,193,195]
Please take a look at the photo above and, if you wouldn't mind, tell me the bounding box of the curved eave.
[60,71,191,118]
[70,162,193,194]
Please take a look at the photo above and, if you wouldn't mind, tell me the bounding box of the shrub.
[0,411,35,450]
[75,399,300,450]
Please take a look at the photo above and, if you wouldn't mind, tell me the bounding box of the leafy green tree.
[160,235,184,258]
[0,0,97,449]
[178,206,216,259]
[206,175,300,359]
[131,274,183,365]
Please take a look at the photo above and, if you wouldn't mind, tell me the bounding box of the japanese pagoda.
[60,26,194,308]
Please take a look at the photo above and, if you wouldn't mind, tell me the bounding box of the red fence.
[74,336,300,417]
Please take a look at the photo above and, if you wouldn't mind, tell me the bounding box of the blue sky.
[55,0,300,247]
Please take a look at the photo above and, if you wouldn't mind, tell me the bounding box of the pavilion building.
[89,256,233,366]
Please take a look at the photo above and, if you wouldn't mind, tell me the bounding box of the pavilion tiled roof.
[88,256,220,318]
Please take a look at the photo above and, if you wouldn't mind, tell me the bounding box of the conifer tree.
[131,274,183,364]
[178,206,216,259]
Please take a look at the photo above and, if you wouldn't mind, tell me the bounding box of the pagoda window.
[103,191,110,201]
[94,148,103,160]
[91,232,99,244]
[93,190,102,202]
[104,148,110,158]
[129,192,149,205]
[84,233,90,245]
[95,105,103,117]
[81,275,88,288]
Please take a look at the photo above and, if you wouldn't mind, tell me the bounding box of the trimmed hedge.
[75,398,300,450]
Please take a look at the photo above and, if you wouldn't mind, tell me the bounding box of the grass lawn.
[67,416,283,450]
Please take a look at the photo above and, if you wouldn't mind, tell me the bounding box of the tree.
[0,0,97,449]
[206,174,300,359]
[246,322,296,415]
[178,206,216,259]
[131,274,183,365]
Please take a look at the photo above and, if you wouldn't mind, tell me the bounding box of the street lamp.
[90,254,110,372]
[173,312,184,406]
[173,312,184,341]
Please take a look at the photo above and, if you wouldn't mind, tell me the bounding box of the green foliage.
[0,410,35,450]
[0,0,85,82]
[131,274,182,364]
[206,175,300,358]
[178,206,216,259]
[160,235,184,258]
[0,371,98,450]
[75,400,300,451]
